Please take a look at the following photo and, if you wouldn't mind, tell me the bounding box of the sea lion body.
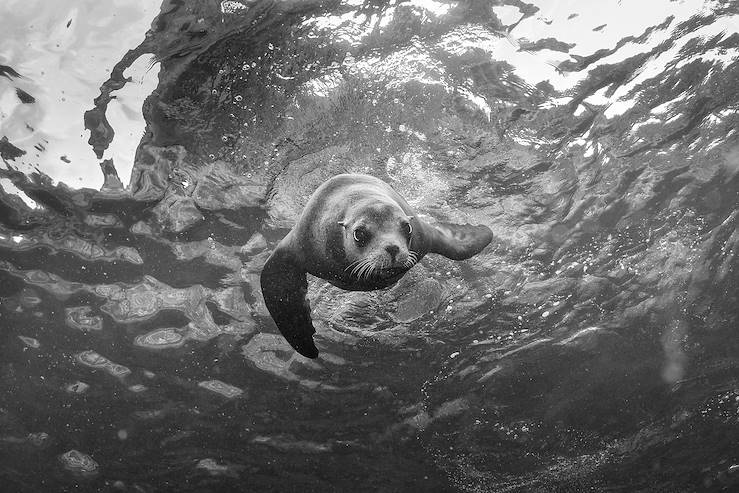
[260,174,493,358]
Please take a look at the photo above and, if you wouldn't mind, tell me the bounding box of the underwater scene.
[1,0,738,491]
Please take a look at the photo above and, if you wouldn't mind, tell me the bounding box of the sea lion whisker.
[350,259,366,276]
[405,251,417,267]
[361,262,374,280]
[345,259,362,273]
[365,259,380,280]
[356,260,371,280]
[365,260,378,280]
[351,259,369,278]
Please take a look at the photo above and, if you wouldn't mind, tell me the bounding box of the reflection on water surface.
[1,0,738,491]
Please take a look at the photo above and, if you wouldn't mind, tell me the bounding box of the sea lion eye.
[353,228,370,245]
[403,221,412,236]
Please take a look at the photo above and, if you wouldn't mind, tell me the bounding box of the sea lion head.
[339,200,418,282]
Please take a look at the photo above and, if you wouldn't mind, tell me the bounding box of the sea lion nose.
[385,244,399,259]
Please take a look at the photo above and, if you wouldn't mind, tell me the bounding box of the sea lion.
[260,174,493,358]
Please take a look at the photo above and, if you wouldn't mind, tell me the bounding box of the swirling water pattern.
[1,0,737,491]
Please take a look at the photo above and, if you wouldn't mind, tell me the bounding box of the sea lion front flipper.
[260,245,319,359]
[422,221,493,260]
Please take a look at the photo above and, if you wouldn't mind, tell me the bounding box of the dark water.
[1,0,738,491]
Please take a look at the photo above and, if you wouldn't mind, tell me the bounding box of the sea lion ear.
[338,221,346,227]
[260,244,319,358]
[420,219,493,261]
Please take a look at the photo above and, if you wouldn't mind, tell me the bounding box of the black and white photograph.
[0,0,737,491]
